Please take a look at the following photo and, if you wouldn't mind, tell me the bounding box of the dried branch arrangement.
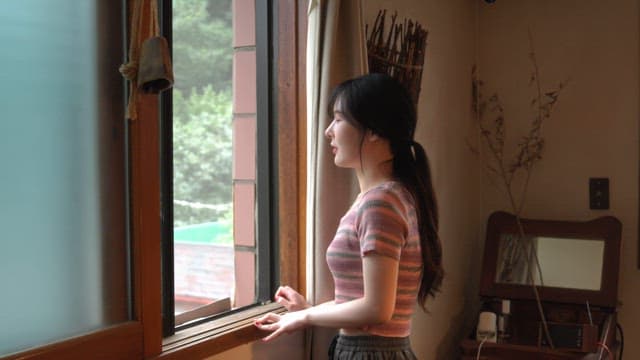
[471,32,568,219]
[471,31,569,348]
[366,10,428,106]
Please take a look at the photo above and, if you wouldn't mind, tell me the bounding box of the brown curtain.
[305,0,368,357]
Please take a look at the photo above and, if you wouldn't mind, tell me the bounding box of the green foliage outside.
[172,0,233,231]
[173,0,232,95]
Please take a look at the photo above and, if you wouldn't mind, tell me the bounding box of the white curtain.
[305,0,368,357]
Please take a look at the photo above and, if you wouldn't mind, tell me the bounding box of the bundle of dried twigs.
[470,30,570,349]
[366,10,428,106]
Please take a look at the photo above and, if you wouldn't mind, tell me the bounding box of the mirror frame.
[480,211,622,308]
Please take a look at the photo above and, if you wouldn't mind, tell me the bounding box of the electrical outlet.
[589,178,609,210]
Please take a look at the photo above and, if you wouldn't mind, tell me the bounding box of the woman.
[254,73,443,359]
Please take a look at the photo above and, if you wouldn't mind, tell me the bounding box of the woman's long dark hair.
[328,73,443,309]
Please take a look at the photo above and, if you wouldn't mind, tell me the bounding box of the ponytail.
[409,142,443,308]
[390,139,442,310]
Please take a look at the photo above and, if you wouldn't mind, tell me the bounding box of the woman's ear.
[366,130,381,142]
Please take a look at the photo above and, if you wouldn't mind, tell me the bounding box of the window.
[1,1,304,358]
[160,0,279,335]
[0,1,130,357]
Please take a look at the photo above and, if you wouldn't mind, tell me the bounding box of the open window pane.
[166,0,274,332]
[0,1,127,355]
[171,0,248,324]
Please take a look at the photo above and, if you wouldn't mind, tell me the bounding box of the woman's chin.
[332,156,357,168]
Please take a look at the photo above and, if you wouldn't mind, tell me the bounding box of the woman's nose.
[324,120,334,139]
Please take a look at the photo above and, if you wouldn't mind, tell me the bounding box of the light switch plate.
[589,178,609,210]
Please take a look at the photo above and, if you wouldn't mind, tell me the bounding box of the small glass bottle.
[497,299,511,342]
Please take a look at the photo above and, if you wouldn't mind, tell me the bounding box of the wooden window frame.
[0,1,306,359]
[151,0,307,355]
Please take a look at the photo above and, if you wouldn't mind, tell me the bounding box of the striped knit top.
[326,181,422,337]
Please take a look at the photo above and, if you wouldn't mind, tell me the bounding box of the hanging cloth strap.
[119,0,147,120]
[149,0,159,38]
[120,0,171,119]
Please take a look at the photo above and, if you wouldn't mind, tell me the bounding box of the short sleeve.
[356,187,408,260]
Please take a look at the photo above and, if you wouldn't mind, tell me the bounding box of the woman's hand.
[274,286,310,311]
[254,310,309,342]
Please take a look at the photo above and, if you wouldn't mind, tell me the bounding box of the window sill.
[153,302,284,360]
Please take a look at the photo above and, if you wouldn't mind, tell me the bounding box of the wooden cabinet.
[460,339,612,360]
[464,213,623,360]
[459,301,617,359]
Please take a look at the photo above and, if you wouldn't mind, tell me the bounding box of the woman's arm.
[254,254,398,341]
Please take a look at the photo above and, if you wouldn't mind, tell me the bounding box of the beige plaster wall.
[477,0,640,358]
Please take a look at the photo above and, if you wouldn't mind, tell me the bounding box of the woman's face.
[324,99,363,168]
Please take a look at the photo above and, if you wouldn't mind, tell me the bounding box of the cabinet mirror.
[480,211,622,307]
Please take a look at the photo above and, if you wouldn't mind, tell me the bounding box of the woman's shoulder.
[359,181,413,208]
[362,180,408,197]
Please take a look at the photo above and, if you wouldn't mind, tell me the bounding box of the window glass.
[167,0,273,333]
[171,0,238,320]
[0,1,127,355]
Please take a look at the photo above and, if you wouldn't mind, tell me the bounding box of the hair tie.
[396,140,417,157]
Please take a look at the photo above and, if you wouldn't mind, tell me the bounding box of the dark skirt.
[328,334,417,360]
